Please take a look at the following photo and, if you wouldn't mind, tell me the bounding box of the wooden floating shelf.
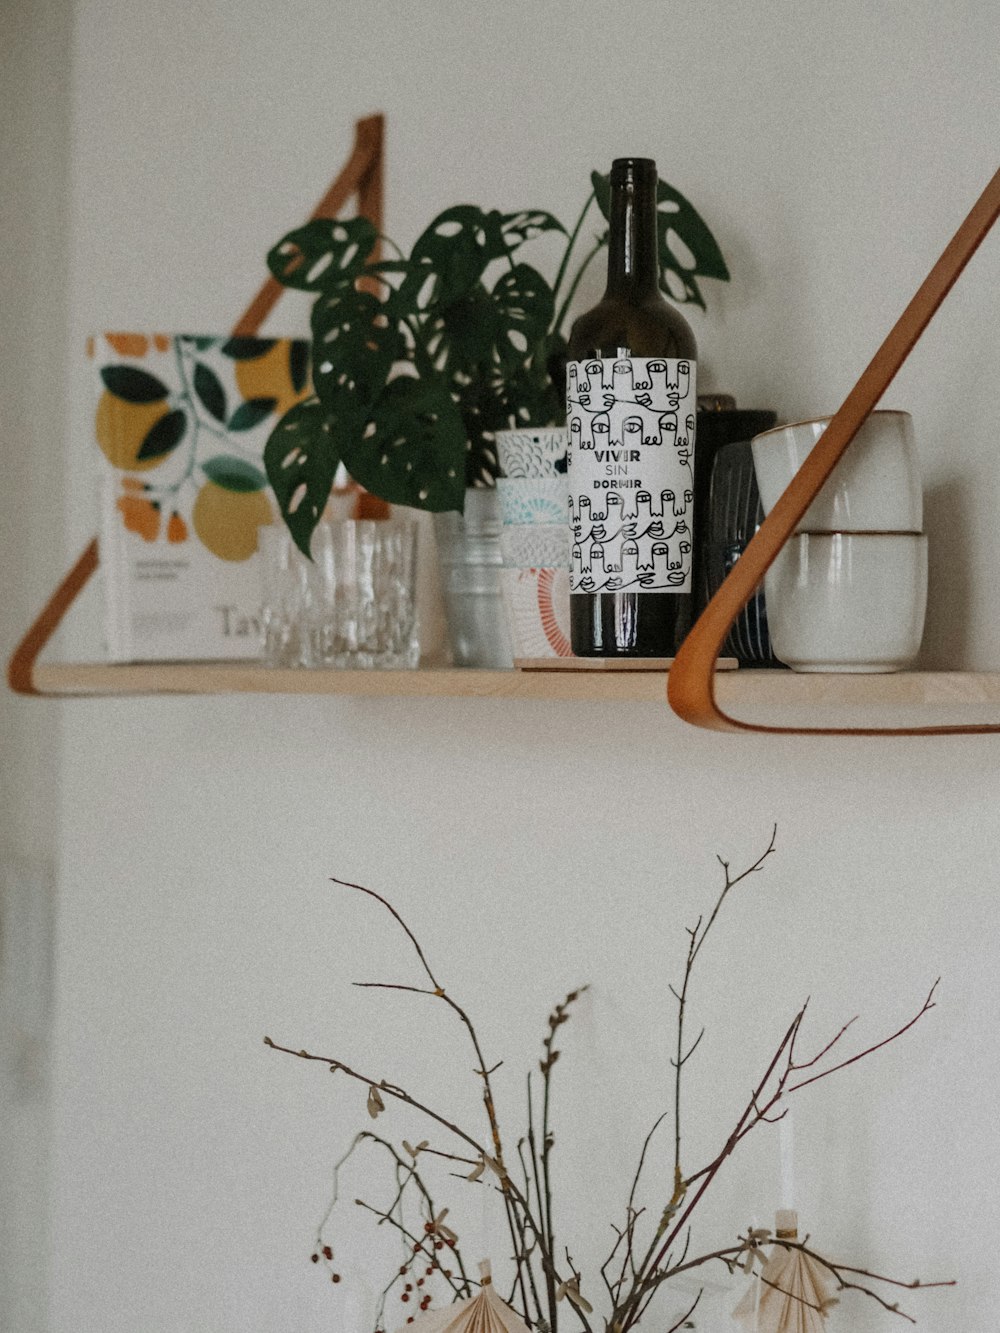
[27,661,1000,711]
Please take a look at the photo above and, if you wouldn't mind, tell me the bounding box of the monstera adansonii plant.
[264,173,729,556]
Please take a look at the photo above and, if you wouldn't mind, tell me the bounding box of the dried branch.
[270,834,948,1333]
[787,1238,955,1324]
[664,1287,702,1333]
[539,986,588,1329]
[353,1197,469,1302]
[788,980,939,1094]
[631,1230,953,1327]
[264,1035,490,1160]
[333,877,534,1316]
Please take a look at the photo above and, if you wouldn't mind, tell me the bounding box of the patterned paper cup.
[497,476,570,526]
[499,567,574,659]
[496,427,570,479]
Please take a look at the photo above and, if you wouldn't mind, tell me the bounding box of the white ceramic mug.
[764,531,928,672]
[751,410,922,532]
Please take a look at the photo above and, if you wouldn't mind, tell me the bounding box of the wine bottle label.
[566,357,697,594]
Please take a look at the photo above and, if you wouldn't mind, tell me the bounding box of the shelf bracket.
[7,113,386,697]
[667,161,1000,736]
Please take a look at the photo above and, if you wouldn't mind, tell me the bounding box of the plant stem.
[552,239,605,339]
[550,189,596,316]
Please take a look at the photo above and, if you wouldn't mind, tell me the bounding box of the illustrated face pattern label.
[566,357,697,594]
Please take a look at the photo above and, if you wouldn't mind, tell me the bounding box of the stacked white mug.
[750,410,927,672]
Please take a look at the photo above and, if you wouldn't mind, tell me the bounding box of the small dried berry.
[310,1254,319,1264]
[322,1246,333,1260]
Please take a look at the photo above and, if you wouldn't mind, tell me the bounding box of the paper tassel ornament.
[732,1211,839,1332]
[395,1261,532,1333]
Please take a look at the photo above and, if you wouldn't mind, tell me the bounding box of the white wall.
[1,0,72,1328]
[6,0,1000,1330]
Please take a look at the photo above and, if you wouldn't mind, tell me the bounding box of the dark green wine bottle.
[566,158,697,657]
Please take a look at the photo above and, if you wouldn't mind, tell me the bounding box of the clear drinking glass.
[259,519,420,668]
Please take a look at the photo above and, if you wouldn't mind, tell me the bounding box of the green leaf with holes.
[194,362,227,422]
[266,217,379,293]
[136,408,186,461]
[590,171,730,309]
[202,454,268,493]
[657,178,730,281]
[263,397,343,557]
[500,210,567,247]
[490,264,555,371]
[289,339,310,393]
[436,285,501,371]
[400,206,508,310]
[310,287,403,407]
[590,171,612,225]
[101,365,169,404]
[340,377,466,513]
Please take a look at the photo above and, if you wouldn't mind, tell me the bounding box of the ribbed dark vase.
[698,412,785,668]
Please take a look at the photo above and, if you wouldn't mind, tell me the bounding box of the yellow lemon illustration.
[95,390,171,471]
[234,340,310,418]
[192,480,273,561]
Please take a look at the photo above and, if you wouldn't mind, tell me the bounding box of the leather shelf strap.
[668,162,1000,736]
[7,114,385,696]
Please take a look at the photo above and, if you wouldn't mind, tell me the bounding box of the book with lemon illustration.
[92,332,309,660]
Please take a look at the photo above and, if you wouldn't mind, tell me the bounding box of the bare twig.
[271,836,948,1333]
[788,981,939,1094]
[333,877,534,1318]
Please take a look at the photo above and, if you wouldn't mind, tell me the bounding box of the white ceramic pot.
[764,531,928,672]
[751,410,922,532]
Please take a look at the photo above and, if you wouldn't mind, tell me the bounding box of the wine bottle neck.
[604,160,660,301]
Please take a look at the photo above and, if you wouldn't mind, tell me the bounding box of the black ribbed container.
[703,431,787,667]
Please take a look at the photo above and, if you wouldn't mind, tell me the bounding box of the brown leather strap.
[232,113,384,335]
[668,163,1000,736]
[8,115,386,696]
[7,539,100,696]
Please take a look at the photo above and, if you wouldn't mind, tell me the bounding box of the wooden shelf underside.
[29,662,1000,710]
